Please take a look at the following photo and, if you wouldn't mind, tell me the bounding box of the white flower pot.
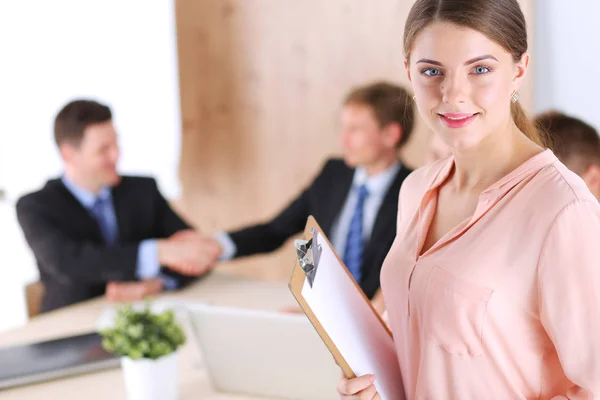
[121,352,179,400]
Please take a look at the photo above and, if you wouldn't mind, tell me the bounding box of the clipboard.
[288,216,406,400]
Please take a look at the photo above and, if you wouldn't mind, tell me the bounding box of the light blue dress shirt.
[215,161,401,259]
[61,176,178,290]
[329,162,401,255]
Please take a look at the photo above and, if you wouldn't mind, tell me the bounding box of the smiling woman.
[336,0,600,399]
[404,0,547,150]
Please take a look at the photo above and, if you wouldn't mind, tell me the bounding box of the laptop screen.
[0,332,119,389]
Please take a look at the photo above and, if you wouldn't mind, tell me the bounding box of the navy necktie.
[343,184,369,283]
[90,196,118,246]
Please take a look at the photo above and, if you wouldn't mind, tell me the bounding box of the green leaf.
[99,303,186,360]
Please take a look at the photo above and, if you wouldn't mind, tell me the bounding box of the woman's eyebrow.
[415,54,499,66]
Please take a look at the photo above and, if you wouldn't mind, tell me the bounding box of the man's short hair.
[534,111,600,174]
[54,99,112,147]
[344,82,415,148]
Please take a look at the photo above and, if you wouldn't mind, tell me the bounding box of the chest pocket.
[423,266,493,356]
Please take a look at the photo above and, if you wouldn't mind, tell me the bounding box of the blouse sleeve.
[538,199,600,398]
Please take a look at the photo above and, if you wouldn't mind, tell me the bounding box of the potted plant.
[99,304,186,400]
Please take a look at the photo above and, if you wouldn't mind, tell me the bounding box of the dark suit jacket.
[16,176,196,313]
[228,158,412,299]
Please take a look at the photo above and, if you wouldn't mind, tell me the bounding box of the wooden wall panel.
[175,0,534,281]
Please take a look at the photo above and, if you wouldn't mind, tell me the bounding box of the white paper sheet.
[301,232,405,400]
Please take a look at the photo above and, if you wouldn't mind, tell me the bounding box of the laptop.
[188,303,340,400]
[0,332,120,389]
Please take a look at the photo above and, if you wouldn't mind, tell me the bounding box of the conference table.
[0,271,303,399]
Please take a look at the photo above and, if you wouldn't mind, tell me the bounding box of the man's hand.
[158,230,223,276]
[105,278,164,302]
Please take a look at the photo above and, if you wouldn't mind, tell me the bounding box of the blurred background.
[0,0,598,332]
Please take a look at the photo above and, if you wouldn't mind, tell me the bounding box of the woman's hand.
[337,373,380,399]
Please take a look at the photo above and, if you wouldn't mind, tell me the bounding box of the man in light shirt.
[17,100,219,312]
[180,82,415,304]
[534,111,600,200]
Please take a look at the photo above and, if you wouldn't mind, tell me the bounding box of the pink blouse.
[381,150,600,399]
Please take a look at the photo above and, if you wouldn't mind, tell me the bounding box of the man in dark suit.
[183,82,415,306]
[17,100,219,312]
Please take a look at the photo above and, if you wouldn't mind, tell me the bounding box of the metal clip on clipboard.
[294,227,322,288]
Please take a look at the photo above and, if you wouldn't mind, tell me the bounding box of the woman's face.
[406,22,528,150]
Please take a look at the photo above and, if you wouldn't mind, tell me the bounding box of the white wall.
[534,0,600,130]
[0,204,30,331]
[0,1,182,331]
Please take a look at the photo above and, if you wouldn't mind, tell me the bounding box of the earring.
[510,90,520,103]
[412,96,416,101]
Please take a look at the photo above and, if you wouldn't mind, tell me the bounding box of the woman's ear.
[512,52,529,92]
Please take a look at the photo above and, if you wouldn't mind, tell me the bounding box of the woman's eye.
[422,68,442,77]
[472,66,490,75]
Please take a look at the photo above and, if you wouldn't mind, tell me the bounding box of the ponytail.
[511,101,549,148]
